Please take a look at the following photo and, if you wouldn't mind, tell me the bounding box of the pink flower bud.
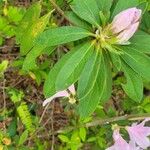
[111,7,142,44]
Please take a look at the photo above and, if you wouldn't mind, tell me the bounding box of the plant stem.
[28,113,150,140]
[57,113,150,134]
[85,113,150,128]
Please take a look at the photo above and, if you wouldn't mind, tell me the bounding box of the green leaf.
[0,17,8,30]
[78,53,112,117]
[97,53,112,103]
[8,118,17,137]
[79,127,86,142]
[22,45,55,71]
[44,43,88,97]
[36,26,92,47]
[96,0,113,12]
[112,0,139,17]
[0,60,8,78]
[21,2,41,23]
[20,12,52,55]
[56,42,94,91]
[17,102,33,132]
[58,135,70,143]
[7,6,24,23]
[65,11,92,30]
[0,60,8,73]
[8,89,24,103]
[110,52,121,71]
[121,61,143,102]
[77,49,101,99]
[70,0,100,26]
[71,131,80,143]
[79,82,100,117]
[18,130,28,146]
[141,11,150,32]
[130,30,150,53]
[121,46,150,81]
[16,2,41,43]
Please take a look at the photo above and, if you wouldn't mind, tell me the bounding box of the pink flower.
[106,129,131,150]
[43,85,75,106]
[129,141,143,150]
[111,7,142,44]
[126,118,150,149]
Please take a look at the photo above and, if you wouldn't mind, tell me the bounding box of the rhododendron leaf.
[65,11,92,30]
[110,52,121,71]
[141,11,150,32]
[121,47,150,81]
[79,82,100,118]
[55,42,94,91]
[130,30,150,53]
[78,53,112,117]
[112,0,139,17]
[70,0,100,27]
[35,26,92,47]
[97,54,112,103]
[96,0,113,12]
[77,49,102,99]
[121,61,143,102]
[44,44,85,97]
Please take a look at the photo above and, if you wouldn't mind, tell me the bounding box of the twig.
[0,53,19,56]
[28,112,150,142]
[39,103,50,124]
[56,113,150,134]
[31,113,150,139]
[0,45,19,49]
[85,113,150,128]
[49,0,74,25]
[12,78,26,87]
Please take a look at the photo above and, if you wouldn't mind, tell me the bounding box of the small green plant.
[0,2,25,45]
[8,89,34,132]
[58,128,86,150]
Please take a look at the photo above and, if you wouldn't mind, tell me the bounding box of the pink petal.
[127,124,150,149]
[129,141,142,150]
[128,129,150,149]
[43,90,69,106]
[132,124,150,137]
[139,118,150,126]
[112,7,141,33]
[117,22,139,44]
[68,84,76,95]
[132,119,150,136]
[109,129,131,150]
[106,146,115,150]
[113,129,121,141]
